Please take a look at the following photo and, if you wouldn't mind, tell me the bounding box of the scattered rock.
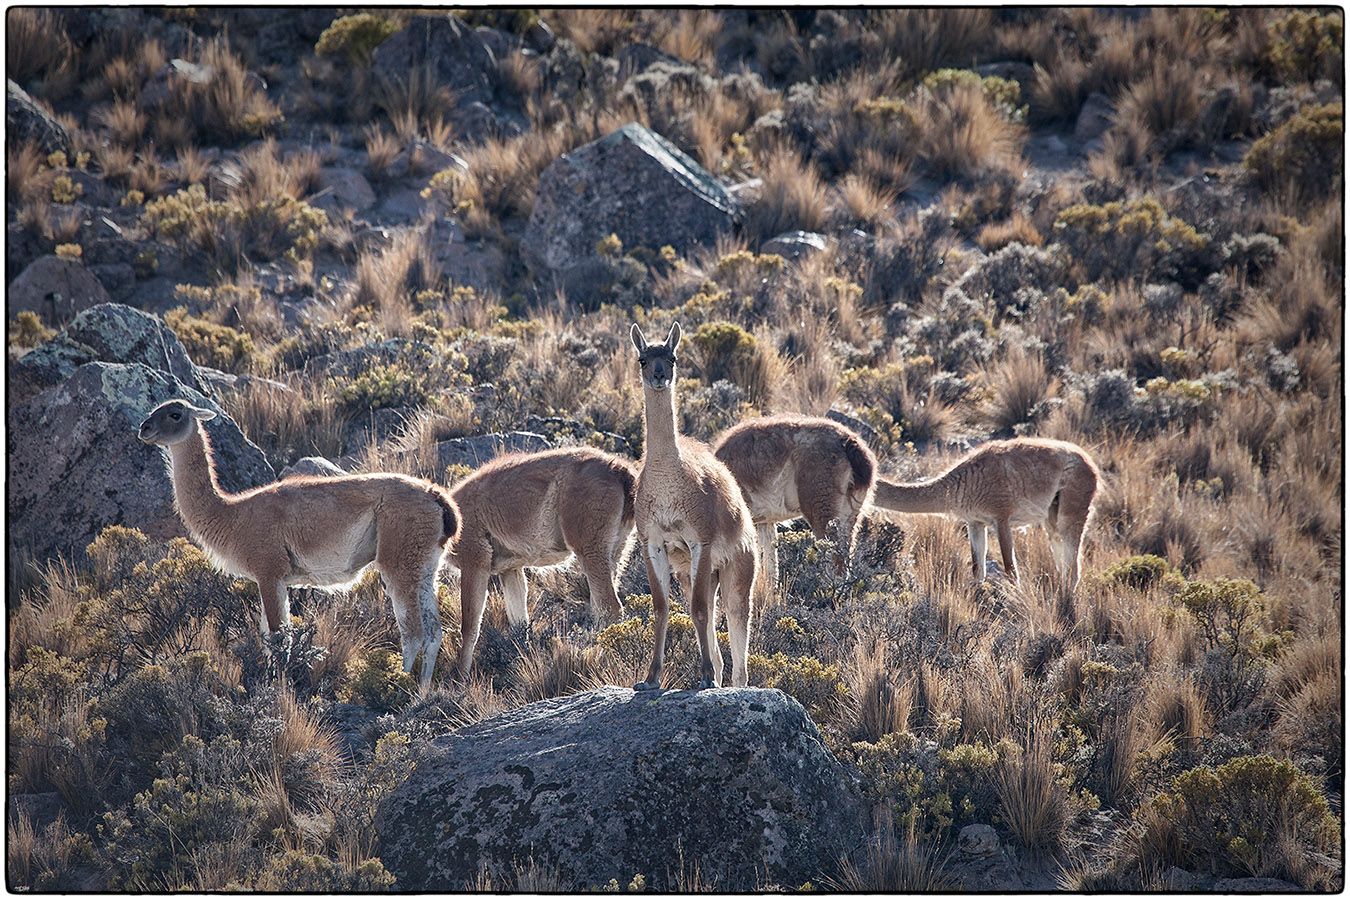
[975,60,1037,90]
[9,792,67,831]
[762,230,829,260]
[524,122,739,281]
[8,255,113,324]
[957,823,1000,858]
[11,302,208,404]
[524,18,555,53]
[1163,866,1203,890]
[373,15,497,108]
[1212,877,1302,893]
[312,167,376,215]
[7,361,273,563]
[434,431,552,470]
[279,456,346,479]
[7,79,72,157]
[1074,92,1115,143]
[376,686,866,890]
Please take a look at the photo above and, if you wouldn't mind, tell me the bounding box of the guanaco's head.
[138,399,216,446]
[630,322,681,392]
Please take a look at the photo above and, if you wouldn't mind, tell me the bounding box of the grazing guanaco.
[137,399,458,692]
[872,437,1099,592]
[448,447,637,680]
[713,415,876,600]
[630,322,758,690]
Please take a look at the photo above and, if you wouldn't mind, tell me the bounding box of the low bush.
[142,184,328,273]
[1053,197,1212,286]
[1245,103,1343,208]
[164,307,255,372]
[337,648,416,712]
[315,13,400,66]
[1140,755,1339,888]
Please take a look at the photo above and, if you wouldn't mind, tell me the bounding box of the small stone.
[958,823,1000,858]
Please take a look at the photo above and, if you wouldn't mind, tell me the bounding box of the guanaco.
[447,446,637,680]
[713,415,876,600]
[631,322,758,689]
[138,399,458,692]
[873,437,1100,592]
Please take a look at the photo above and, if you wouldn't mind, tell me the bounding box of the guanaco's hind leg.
[704,571,724,687]
[1052,465,1097,594]
[636,541,672,691]
[995,519,1019,585]
[755,523,778,607]
[565,505,628,621]
[453,544,492,682]
[968,522,988,583]
[255,574,291,635]
[722,549,756,688]
[500,567,530,626]
[688,543,718,689]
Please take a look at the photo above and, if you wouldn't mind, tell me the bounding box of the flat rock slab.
[524,122,738,280]
[376,686,866,891]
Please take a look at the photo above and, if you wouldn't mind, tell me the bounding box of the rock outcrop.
[9,255,114,324]
[376,686,866,890]
[7,78,72,156]
[7,305,273,562]
[524,122,739,282]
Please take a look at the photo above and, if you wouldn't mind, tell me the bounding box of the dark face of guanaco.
[138,399,216,446]
[630,322,682,392]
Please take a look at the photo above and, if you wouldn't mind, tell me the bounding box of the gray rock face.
[762,230,829,260]
[312,167,376,214]
[957,823,1000,858]
[1074,92,1115,143]
[373,15,497,107]
[524,122,738,280]
[9,255,113,324]
[279,456,346,479]
[434,431,552,470]
[7,79,72,156]
[7,361,274,562]
[376,686,865,890]
[11,303,208,403]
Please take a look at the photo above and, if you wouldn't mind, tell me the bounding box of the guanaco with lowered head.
[713,415,876,600]
[447,446,637,680]
[872,437,1100,592]
[631,322,758,689]
[137,399,459,692]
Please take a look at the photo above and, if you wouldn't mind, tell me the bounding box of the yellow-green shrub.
[749,652,847,721]
[315,13,399,65]
[10,310,54,348]
[142,184,328,272]
[1264,11,1343,83]
[338,649,415,712]
[1053,197,1210,285]
[164,307,255,372]
[1245,102,1343,206]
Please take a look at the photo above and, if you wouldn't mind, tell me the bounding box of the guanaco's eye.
[169,411,182,420]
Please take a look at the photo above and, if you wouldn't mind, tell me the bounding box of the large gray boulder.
[6,79,71,156]
[372,15,496,105]
[11,303,208,403]
[376,686,866,891]
[7,361,274,562]
[523,122,739,281]
[434,431,552,470]
[9,256,114,325]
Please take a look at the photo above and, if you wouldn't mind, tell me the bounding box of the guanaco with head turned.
[137,399,459,692]
[447,446,637,680]
[872,437,1100,592]
[713,415,876,601]
[631,322,758,689]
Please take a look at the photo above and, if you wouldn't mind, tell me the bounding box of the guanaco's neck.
[642,384,681,464]
[874,475,954,514]
[167,426,231,533]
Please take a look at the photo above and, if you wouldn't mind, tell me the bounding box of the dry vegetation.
[5,7,1344,892]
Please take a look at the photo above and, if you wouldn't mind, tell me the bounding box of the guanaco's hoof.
[696,677,718,690]
[633,680,659,692]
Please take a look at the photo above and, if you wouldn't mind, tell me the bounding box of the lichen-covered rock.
[376,686,865,890]
[1074,91,1115,144]
[11,303,208,403]
[8,255,112,323]
[523,122,739,281]
[7,362,274,562]
[6,79,72,156]
[957,823,1000,858]
[312,167,376,215]
[372,15,497,108]
[279,456,346,479]
[434,431,552,470]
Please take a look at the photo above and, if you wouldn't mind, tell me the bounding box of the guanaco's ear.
[666,321,682,351]
[187,404,217,421]
[630,323,648,352]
